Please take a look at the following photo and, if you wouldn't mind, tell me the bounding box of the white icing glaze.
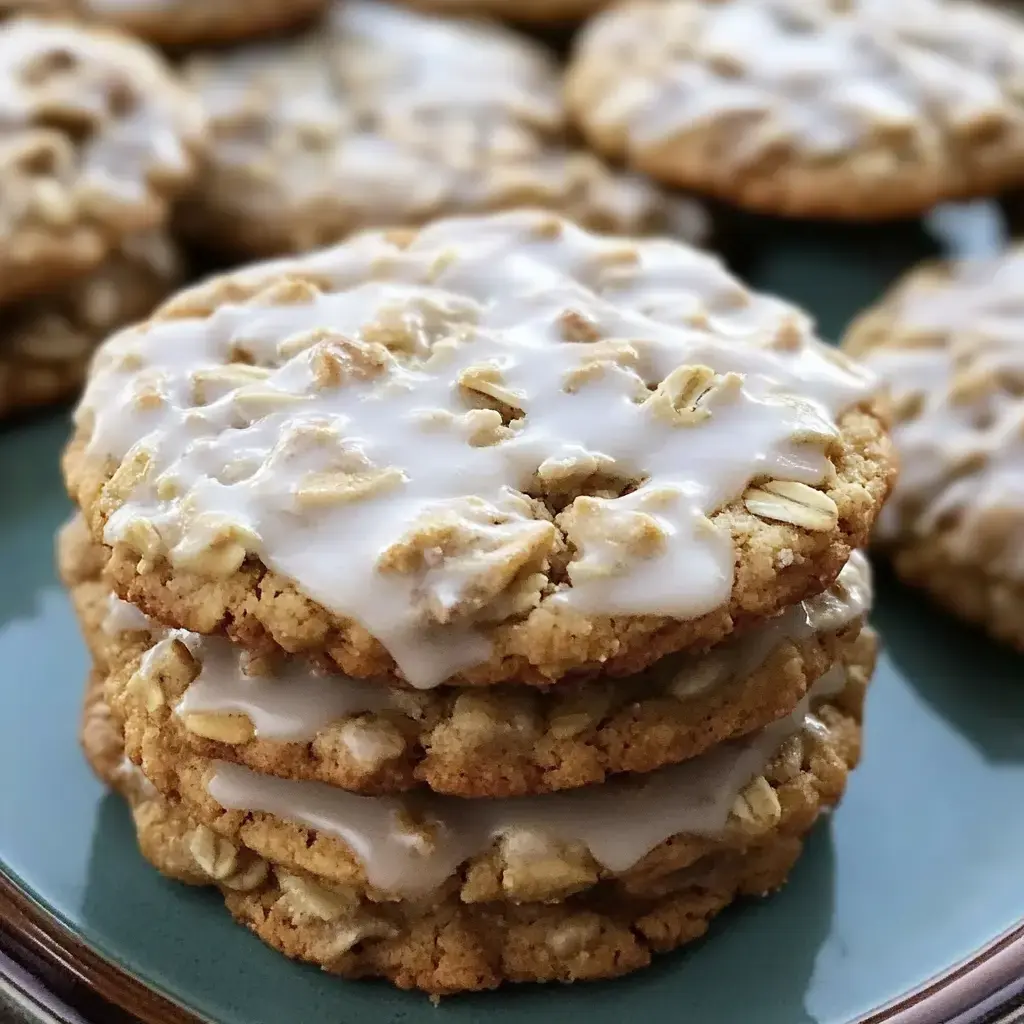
[206,664,847,895]
[573,0,1024,164]
[102,593,152,637]
[79,210,875,687]
[861,250,1024,578]
[172,550,871,740]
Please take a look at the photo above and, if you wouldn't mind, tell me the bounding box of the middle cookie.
[176,0,708,258]
[72,524,872,797]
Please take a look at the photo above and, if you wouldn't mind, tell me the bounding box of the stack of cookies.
[0,16,202,419]
[63,210,894,994]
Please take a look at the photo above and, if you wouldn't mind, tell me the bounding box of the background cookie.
[0,18,204,305]
[0,0,328,46]
[1,232,180,419]
[394,0,607,23]
[65,211,893,689]
[566,0,1024,219]
[176,0,707,258]
[844,247,1024,649]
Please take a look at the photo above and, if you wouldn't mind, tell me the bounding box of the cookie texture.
[566,0,1024,219]
[844,247,1024,648]
[1,233,180,419]
[83,666,836,996]
[0,18,204,306]
[64,210,893,689]
[94,552,872,797]
[115,628,873,903]
[175,0,707,258]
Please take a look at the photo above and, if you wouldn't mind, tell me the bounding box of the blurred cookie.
[176,0,707,258]
[567,0,1024,219]
[1,233,180,418]
[65,210,892,688]
[0,0,327,46]
[844,247,1024,648]
[0,18,204,305]
[395,0,606,22]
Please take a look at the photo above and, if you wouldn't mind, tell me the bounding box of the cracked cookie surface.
[844,246,1024,648]
[175,0,707,258]
[65,209,893,688]
[0,17,204,305]
[567,0,1024,219]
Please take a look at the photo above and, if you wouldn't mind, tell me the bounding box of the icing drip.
[173,552,870,737]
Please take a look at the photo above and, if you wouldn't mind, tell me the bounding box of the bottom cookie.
[80,668,855,995]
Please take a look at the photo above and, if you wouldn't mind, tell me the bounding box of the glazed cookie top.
[176,0,707,257]
[69,210,889,688]
[844,247,1024,580]
[566,0,1024,217]
[0,18,204,305]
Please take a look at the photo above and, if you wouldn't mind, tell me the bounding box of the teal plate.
[2,204,1024,1024]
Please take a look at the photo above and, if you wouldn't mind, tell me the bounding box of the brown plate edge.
[0,868,200,1024]
[0,863,1021,1024]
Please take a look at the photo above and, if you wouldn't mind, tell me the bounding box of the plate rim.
[2,859,1022,1024]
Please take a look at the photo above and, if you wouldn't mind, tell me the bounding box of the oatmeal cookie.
[844,246,1024,648]
[120,627,873,904]
[566,0,1024,219]
[64,211,893,688]
[88,666,829,996]
[3,0,329,48]
[81,667,268,886]
[175,0,707,258]
[1,233,180,419]
[97,553,873,797]
[0,18,204,306]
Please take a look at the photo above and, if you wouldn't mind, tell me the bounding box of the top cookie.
[0,18,204,307]
[566,0,1024,220]
[175,0,707,258]
[0,0,328,46]
[394,0,607,22]
[65,210,893,689]
[843,246,1024,646]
